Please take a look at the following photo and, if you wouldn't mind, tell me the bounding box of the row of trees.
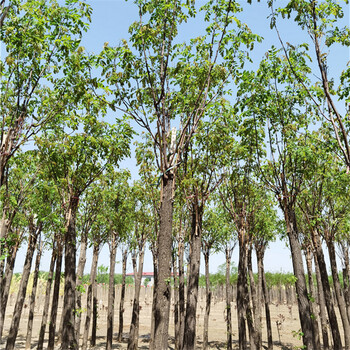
[0,0,350,349]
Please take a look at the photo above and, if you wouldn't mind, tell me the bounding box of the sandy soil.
[0,284,317,349]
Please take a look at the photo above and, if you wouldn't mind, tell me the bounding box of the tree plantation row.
[0,0,349,349]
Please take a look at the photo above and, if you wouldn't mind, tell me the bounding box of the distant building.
[126,272,154,286]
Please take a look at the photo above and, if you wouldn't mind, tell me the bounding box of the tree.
[0,0,94,256]
[37,104,132,349]
[237,47,321,349]
[100,1,259,347]
[271,0,350,173]
[201,202,230,350]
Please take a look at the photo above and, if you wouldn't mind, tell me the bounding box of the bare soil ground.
[0,284,318,349]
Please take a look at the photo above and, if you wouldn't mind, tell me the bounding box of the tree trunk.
[202,246,211,350]
[6,223,40,350]
[91,277,98,347]
[48,243,63,350]
[152,174,174,350]
[178,239,185,350]
[327,239,350,348]
[128,242,145,350]
[314,250,329,350]
[304,245,321,349]
[37,243,57,350]
[61,196,79,350]
[149,247,158,349]
[257,248,273,350]
[225,244,233,350]
[0,241,19,341]
[25,238,43,349]
[340,241,350,324]
[311,228,342,349]
[247,244,260,350]
[0,212,9,302]
[82,243,99,350]
[183,204,202,350]
[173,251,179,350]
[107,233,117,350]
[75,229,88,344]
[237,235,247,350]
[117,248,128,342]
[281,202,316,349]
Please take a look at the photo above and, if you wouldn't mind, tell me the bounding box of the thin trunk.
[149,248,158,349]
[82,243,99,350]
[61,196,79,349]
[106,233,117,350]
[152,174,174,350]
[341,242,350,323]
[117,249,128,342]
[327,239,350,348]
[282,202,316,349]
[314,250,329,350]
[6,223,40,350]
[0,241,19,341]
[247,245,260,350]
[127,242,146,350]
[257,248,273,350]
[183,204,202,350]
[305,246,321,349]
[311,228,342,349]
[173,250,180,350]
[0,212,9,299]
[178,239,185,350]
[25,238,43,350]
[226,245,233,350]
[237,236,247,350]
[48,243,63,350]
[75,229,88,343]
[202,246,211,350]
[37,244,57,350]
[91,278,98,347]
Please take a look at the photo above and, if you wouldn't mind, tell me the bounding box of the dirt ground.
[0,284,316,349]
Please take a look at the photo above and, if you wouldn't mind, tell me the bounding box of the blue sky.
[12,0,350,274]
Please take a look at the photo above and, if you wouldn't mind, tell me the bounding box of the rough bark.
[183,204,202,350]
[0,240,19,341]
[127,241,145,350]
[117,248,128,342]
[173,251,180,350]
[61,196,79,350]
[149,247,158,349]
[257,248,273,350]
[48,243,63,350]
[5,223,40,350]
[152,174,174,350]
[281,202,316,349]
[25,239,43,350]
[340,242,350,324]
[177,238,185,350]
[226,245,233,350]
[305,245,321,349]
[106,233,117,350]
[314,250,329,350]
[0,212,9,296]
[37,244,57,350]
[311,228,342,349]
[327,239,350,348]
[75,229,88,343]
[247,245,260,350]
[202,246,211,350]
[91,279,98,346]
[82,243,99,350]
[237,234,247,350]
